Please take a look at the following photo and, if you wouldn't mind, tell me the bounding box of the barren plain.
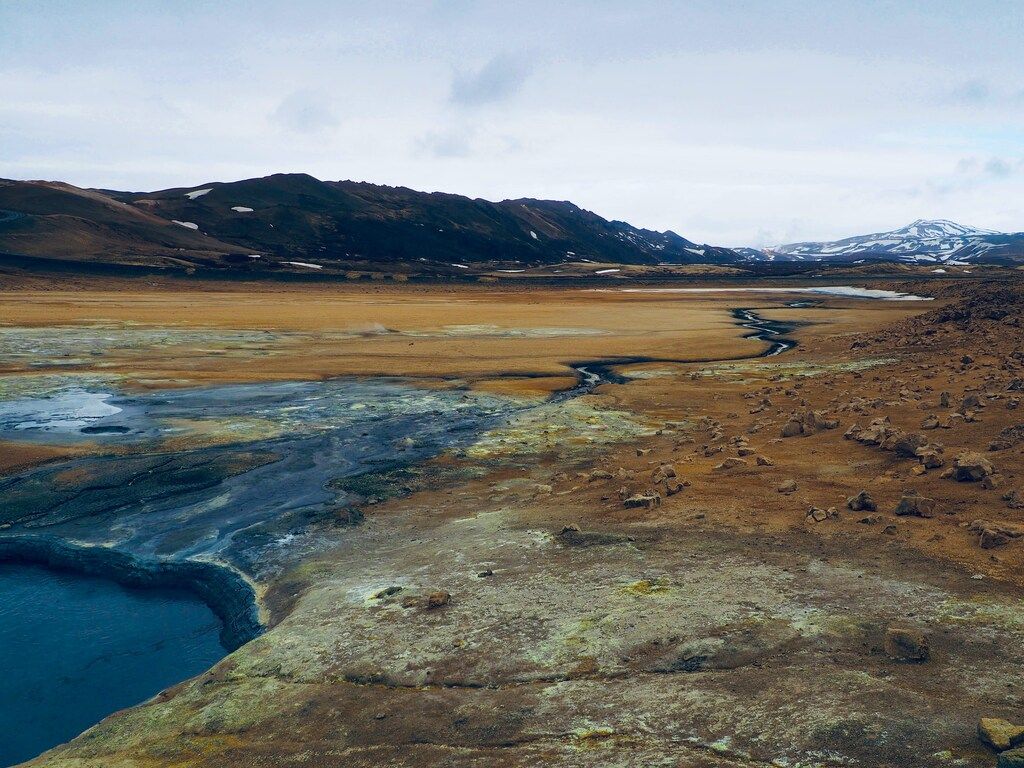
[1,277,1023,767]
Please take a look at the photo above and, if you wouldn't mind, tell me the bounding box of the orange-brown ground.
[8,277,1024,768]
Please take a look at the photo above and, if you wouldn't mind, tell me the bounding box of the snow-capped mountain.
[755,220,1024,264]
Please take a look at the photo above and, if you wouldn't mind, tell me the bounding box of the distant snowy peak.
[894,219,997,238]
[756,219,1024,264]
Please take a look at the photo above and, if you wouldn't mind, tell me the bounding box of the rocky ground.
[13,278,1024,767]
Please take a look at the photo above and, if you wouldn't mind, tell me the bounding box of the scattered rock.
[589,469,613,481]
[624,492,661,510]
[883,625,930,662]
[714,457,747,471]
[847,490,877,512]
[426,590,451,609]
[921,414,940,430]
[982,473,1004,490]
[1000,748,1024,767]
[781,419,803,438]
[915,445,945,469]
[968,519,1023,549]
[888,431,927,458]
[953,451,995,482]
[652,464,677,482]
[895,491,936,518]
[665,480,686,496]
[806,506,838,523]
[978,718,1024,752]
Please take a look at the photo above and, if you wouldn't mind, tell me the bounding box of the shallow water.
[0,563,224,767]
[0,378,519,579]
[601,286,933,300]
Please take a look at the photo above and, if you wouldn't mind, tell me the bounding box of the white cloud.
[1,1,1022,244]
[269,91,339,134]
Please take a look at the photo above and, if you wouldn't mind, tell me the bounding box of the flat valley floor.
[2,278,1023,767]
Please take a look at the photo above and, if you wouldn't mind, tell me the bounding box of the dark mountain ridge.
[0,174,739,272]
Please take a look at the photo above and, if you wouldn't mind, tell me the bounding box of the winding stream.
[560,306,797,398]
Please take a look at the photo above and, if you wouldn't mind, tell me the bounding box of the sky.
[1,0,1022,247]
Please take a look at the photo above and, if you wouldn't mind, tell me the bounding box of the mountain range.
[0,174,737,274]
[0,174,1021,274]
[757,219,1024,264]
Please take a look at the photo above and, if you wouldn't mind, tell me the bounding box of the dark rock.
[777,479,798,494]
[895,491,935,518]
[953,451,995,482]
[426,590,451,609]
[888,431,927,458]
[847,490,876,512]
[883,625,929,662]
[624,492,661,509]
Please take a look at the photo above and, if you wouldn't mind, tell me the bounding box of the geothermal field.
[0,275,1022,767]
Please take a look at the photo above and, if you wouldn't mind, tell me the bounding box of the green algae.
[621,578,672,596]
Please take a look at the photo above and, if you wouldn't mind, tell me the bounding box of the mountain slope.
[0,179,243,267]
[123,173,739,267]
[761,219,1024,264]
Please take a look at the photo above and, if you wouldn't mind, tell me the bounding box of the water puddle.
[597,286,933,301]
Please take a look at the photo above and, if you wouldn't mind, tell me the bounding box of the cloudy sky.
[2,1,1022,247]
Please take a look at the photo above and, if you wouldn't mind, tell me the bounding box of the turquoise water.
[0,564,225,766]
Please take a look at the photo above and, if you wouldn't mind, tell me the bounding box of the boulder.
[1000,748,1024,767]
[883,625,929,662]
[915,446,945,469]
[624,492,661,510]
[854,417,896,446]
[777,479,798,494]
[895,491,936,518]
[781,419,804,438]
[652,464,677,483]
[888,431,928,458]
[755,455,774,466]
[426,590,451,609]
[978,718,1024,751]
[961,393,984,410]
[921,414,940,430]
[847,490,876,512]
[953,451,995,482]
[714,457,747,471]
[982,474,1004,490]
[968,519,1023,549]
[665,480,686,496]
